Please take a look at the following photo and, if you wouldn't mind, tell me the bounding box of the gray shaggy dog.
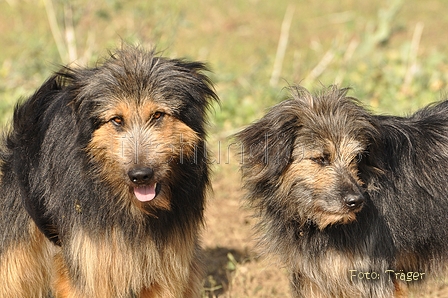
[237,86,448,298]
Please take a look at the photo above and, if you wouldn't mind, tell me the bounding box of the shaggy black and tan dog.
[0,46,218,297]
[237,86,448,297]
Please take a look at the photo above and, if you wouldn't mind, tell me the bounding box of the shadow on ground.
[202,246,251,297]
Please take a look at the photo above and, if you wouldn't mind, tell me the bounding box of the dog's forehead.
[298,129,365,159]
[99,96,179,119]
[330,137,365,159]
[296,107,372,149]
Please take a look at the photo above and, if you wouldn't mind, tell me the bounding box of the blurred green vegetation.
[1,0,448,133]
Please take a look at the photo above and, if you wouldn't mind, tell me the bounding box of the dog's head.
[59,46,218,214]
[237,86,377,229]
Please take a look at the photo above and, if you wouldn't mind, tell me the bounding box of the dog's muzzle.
[128,167,160,202]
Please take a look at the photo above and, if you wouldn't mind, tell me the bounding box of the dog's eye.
[355,153,363,163]
[110,116,124,127]
[152,111,165,120]
[310,155,330,166]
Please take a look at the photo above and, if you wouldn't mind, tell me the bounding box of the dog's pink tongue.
[134,185,156,202]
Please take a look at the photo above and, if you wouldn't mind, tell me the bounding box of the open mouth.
[133,183,161,202]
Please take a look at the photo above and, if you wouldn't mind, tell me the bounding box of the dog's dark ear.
[52,67,101,146]
[9,75,65,246]
[236,100,298,180]
[163,58,219,137]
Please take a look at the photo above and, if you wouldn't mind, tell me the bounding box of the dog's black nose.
[344,194,365,209]
[128,167,154,185]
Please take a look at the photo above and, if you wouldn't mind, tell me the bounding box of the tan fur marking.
[54,228,200,298]
[54,253,81,298]
[280,138,364,228]
[0,222,55,298]
[292,249,393,298]
[312,209,357,230]
[86,99,200,215]
[393,280,409,298]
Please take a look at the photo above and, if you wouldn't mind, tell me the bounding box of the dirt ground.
[201,146,448,297]
[202,162,291,297]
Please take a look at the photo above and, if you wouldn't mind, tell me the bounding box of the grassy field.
[1,0,448,297]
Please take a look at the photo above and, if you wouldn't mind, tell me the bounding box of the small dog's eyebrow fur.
[236,85,448,297]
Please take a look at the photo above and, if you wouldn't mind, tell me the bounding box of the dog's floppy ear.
[236,100,299,180]
[10,75,65,246]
